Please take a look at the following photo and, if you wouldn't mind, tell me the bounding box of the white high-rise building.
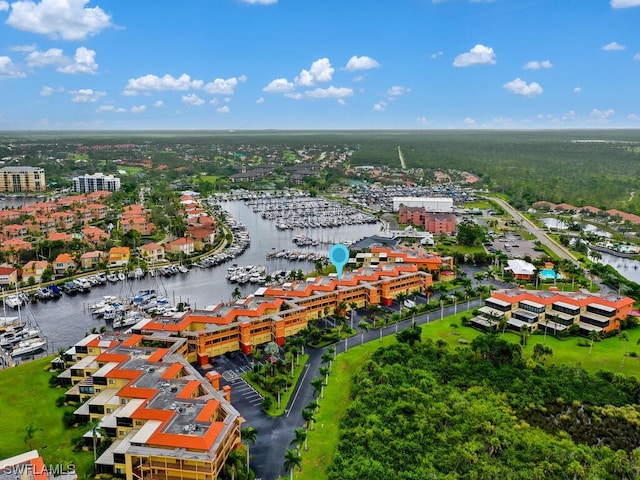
[72,172,121,193]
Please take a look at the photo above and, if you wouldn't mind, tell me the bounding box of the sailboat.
[0,287,47,358]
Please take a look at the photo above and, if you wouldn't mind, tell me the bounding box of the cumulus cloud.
[386,85,410,97]
[573,87,582,93]
[453,44,496,67]
[256,97,264,104]
[430,51,444,59]
[217,105,230,113]
[0,56,26,78]
[590,108,615,121]
[299,86,353,99]
[40,85,63,96]
[124,73,203,95]
[154,100,164,107]
[203,77,240,95]
[131,105,146,114]
[602,42,625,51]
[69,88,105,103]
[503,78,543,97]
[0,1,8,11]
[628,113,640,121]
[464,117,476,125]
[610,0,640,8]
[96,105,126,113]
[9,44,37,52]
[26,48,65,67]
[240,0,277,4]
[6,0,112,41]
[182,93,205,106]
[634,53,640,61]
[373,101,386,111]
[344,55,380,71]
[295,58,334,86]
[416,116,431,126]
[524,60,553,70]
[57,47,98,74]
[263,78,295,93]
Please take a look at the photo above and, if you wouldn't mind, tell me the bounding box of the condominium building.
[73,173,121,193]
[0,166,46,192]
[471,288,634,336]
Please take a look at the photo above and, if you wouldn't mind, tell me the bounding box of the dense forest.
[328,335,640,480]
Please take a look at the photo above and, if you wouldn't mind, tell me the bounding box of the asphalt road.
[218,298,484,480]
[488,196,579,265]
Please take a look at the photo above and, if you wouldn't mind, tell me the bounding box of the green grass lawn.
[295,315,640,480]
[199,175,220,183]
[0,357,94,475]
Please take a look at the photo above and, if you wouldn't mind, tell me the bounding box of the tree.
[274,376,287,409]
[396,324,422,346]
[302,408,315,431]
[532,343,553,364]
[241,426,258,474]
[290,427,308,454]
[319,366,330,386]
[588,330,600,355]
[520,324,530,347]
[24,422,43,451]
[619,331,629,365]
[284,449,302,480]
[321,352,333,373]
[311,376,324,399]
[231,286,242,301]
[224,449,243,480]
[358,321,369,345]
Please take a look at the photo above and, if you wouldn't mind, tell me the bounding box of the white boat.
[107,273,119,282]
[117,272,126,281]
[10,337,47,357]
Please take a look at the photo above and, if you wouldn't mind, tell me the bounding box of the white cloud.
[295,58,334,86]
[344,55,380,71]
[373,101,386,111]
[209,98,219,106]
[204,77,240,95]
[0,56,26,78]
[26,48,65,67]
[9,44,37,52]
[590,108,615,121]
[154,100,164,107]
[611,0,640,8]
[69,88,105,103]
[573,87,582,93]
[503,78,543,97]
[40,85,63,96]
[416,116,431,126]
[217,105,230,113]
[96,105,126,113]
[386,85,410,97]
[6,0,112,41]
[300,86,352,99]
[464,117,476,125]
[256,97,264,104]
[0,1,8,11]
[182,93,205,106]
[240,0,277,4]
[627,113,640,121]
[430,51,444,59]
[337,98,346,106]
[131,105,147,114]
[634,53,640,61]
[263,78,295,93]
[602,42,625,51]
[124,73,203,95]
[524,60,553,70]
[453,44,496,67]
[57,47,98,74]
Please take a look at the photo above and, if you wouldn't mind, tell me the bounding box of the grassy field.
[295,316,640,480]
[0,357,94,475]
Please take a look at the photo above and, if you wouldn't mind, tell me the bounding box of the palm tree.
[274,376,287,409]
[328,345,336,361]
[311,377,324,399]
[284,449,302,480]
[358,321,369,345]
[588,330,600,355]
[231,286,242,301]
[241,426,258,474]
[224,449,243,480]
[306,400,319,414]
[321,352,332,373]
[520,324,530,347]
[302,408,315,431]
[319,366,330,385]
[290,427,307,454]
[619,331,629,365]
[24,422,44,451]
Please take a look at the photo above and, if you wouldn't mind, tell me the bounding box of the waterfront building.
[22,260,49,283]
[72,173,121,194]
[108,247,131,267]
[0,166,46,192]
[0,265,19,286]
[53,253,75,276]
[139,243,165,263]
[471,289,634,336]
[59,333,241,480]
[398,206,456,234]
[392,196,453,213]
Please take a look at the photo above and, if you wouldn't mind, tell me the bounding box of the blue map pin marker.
[329,244,349,280]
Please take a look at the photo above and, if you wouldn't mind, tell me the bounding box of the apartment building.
[72,173,121,194]
[0,166,46,192]
[471,288,634,336]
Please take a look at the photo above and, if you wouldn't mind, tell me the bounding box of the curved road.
[488,196,579,265]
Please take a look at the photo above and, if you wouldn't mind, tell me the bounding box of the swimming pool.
[539,269,562,280]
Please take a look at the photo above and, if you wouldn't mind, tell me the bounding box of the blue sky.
[1,0,640,130]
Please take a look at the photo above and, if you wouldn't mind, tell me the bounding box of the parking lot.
[485,232,543,261]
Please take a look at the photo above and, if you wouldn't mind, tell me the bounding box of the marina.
[0,199,383,363]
